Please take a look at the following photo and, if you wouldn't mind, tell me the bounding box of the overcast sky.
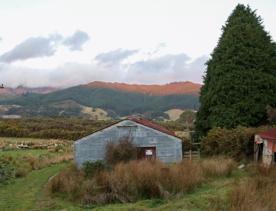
[0,0,275,87]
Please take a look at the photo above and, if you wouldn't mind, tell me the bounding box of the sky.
[0,0,276,87]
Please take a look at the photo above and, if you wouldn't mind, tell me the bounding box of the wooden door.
[137,147,156,160]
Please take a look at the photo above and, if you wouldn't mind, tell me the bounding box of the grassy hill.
[0,85,199,118]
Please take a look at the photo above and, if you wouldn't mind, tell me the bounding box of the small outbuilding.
[74,117,183,167]
[254,128,276,166]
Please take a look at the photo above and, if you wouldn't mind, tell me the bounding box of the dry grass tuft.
[201,157,235,177]
[22,153,73,170]
[229,166,276,211]
[47,164,85,200]
[47,157,236,206]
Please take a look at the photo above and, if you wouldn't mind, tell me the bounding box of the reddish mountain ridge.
[84,81,202,96]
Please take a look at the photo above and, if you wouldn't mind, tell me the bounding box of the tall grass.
[229,166,276,211]
[0,152,73,184]
[47,157,235,205]
[201,157,235,177]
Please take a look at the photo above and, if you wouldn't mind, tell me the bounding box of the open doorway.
[137,147,156,160]
[257,143,264,162]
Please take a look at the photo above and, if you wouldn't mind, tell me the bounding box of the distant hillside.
[0,81,200,118]
[0,86,58,97]
[165,109,185,121]
[85,81,201,96]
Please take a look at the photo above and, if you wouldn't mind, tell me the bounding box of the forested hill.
[0,82,200,118]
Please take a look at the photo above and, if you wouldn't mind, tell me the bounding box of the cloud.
[130,53,190,73]
[125,53,207,83]
[0,48,207,88]
[0,62,116,88]
[95,48,139,66]
[63,30,90,51]
[0,30,90,63]
[0,34,62,63]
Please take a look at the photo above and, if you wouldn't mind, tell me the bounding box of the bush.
[0,158,16,184]
[83,161,107,177]
[14,166,29,178]
[105,137,137,165]
[201,126,270,160]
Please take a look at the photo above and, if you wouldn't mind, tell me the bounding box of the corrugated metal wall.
[74,120,182,167]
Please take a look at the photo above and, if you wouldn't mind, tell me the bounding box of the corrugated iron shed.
[127,116,176,137]
[258,128,276,141]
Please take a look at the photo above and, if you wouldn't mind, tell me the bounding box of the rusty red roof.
[127,116,176,137]
[258,128,276,141]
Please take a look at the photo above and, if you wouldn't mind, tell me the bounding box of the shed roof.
[258,128,276,141]
[127,116,176,137]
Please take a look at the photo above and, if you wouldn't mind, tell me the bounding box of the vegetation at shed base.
[195,4,276,137]
[83,161,108,177]
[105,137,137,165]
[47,158,235,206]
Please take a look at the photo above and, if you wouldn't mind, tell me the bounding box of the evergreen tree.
[195,4,276,137]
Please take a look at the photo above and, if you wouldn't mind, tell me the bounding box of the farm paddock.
[0,137,275,211]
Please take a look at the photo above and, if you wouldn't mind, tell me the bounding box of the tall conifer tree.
[195,4,276,137]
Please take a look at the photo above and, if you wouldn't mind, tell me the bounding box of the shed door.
[137,147,156,160]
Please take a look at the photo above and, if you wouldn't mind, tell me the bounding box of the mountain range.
[85,81,200,96]
[0,86,58,98]
[0,81,201,119]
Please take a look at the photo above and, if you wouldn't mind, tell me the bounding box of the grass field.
[0,163,68,210]
[0,161,246,211]
[1,149,49,157]
[0,137,249,211]
[91,171,245,211]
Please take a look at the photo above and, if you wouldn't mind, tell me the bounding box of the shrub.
[0,156,33,183]
[0,158,16,184]
[105,137,137,165]
[83,161,107,177]
[201,126,270,160]
[14,166,29,178]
